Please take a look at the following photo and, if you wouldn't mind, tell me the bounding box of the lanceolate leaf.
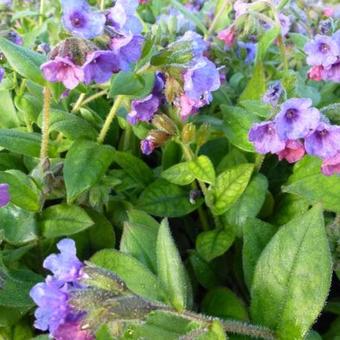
[189,155,216,185]
[251,206,332,339]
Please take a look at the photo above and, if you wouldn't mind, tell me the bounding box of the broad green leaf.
[0,37,46,85]
[113,151,153,186]
[0,170,41,212]
[239,100,271,119]
[0,203,38,245]
[0,91,19,128]
[283,156,340,213]
[90,249,167,302]
[223,174,268,231]
[110,71,155,98]
[137,179,203,217]
[256,26,280,62]
[161,162,195,186]
[221,105,259,152]
[64,140,115,203]
[206,164,254,216]
[289,33,309,50]
[0,129,57,157]
[239,62,266,101]
[156,219,191,311]
[120,210,159,273]
[242,218,276,289]
[202,287,248,321]
[196,228,235,262]
[217,148,248,173]
[251,206,332,339]
[189,155,216,185]
[40,204,94,238]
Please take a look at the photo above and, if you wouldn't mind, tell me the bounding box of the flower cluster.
[30,239,92,339]
[41,0,143,89]
[0,183,10,207]
[305,30,340,83]
[249,96,340,176]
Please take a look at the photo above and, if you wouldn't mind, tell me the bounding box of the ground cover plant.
[0,0,340,339]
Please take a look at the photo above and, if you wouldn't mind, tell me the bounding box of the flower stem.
[39,0,45,26]
[79,90,108,110]
[97,95,125,144]
[100,0,105,10]
[40,87,51,165]
[71,93,86,113]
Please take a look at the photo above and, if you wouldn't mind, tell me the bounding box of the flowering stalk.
[97,95,125,144]
[40,87,51,165]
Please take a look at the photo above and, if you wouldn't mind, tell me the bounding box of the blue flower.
[61,0,106,39]
[237,41,256,64]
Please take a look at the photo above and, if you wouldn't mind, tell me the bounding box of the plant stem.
[72,93,86,113]
[206,0,230,38]
[97,95,124,144]
[39,0,45,26]
[99,0,105,10]
[40,87,51,165]
[79,90,108,110]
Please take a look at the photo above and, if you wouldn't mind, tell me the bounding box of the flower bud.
[152,114,177,135]
[182,123,196,144]
[196,123,210,146]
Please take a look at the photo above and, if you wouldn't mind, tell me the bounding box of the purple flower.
[279,13,291,36]
[61,0,106,39]
[7,31,23,45]
[263,82,283,106]
[110,34,144,71]
[141,136,156,155]
[0,183,10,207]
[304,35,339,68]
[0,67,5,83]
[127,73,165,124]
[305,122,340,159]
[237,41,256,64]
[275,98,320,140]
[106,0,142,35]
[43,239,84,283]
[53,320,94,340]
[248,121,285,154]
[175,93,211,121]
[321,152,340,176]
[83,50,120,84]
[322,60,340,82]
[183,58,220,100]
[41,56,84,89]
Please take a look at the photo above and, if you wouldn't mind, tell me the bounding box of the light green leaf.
[40,204,94,238]
[196,228,235,262]
[156,219,191,311]
[206,164,254,216]
[251,206,332,339]
[0,91,19,128]
[161,162,195,186]
[90,249,167,303]
[239,62,266,101]
[189,155,216,185]
[256,26,280,62]
[64,140,115,203]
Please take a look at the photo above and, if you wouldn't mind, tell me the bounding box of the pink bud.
[308,65,324,81]
[217,27,236,48]
[277,140,305,164]
[323,7,334,17]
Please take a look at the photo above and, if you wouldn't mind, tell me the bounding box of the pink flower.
[308,65,324,81]
[53,321,94,340]
[217,27,236,48]
[323,7,334,17]
[277,140,305,163]
[41,56,84,89]
[321,152,340,176]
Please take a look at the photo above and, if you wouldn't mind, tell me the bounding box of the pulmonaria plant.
[0,183,10,207]
[30,239,92,339]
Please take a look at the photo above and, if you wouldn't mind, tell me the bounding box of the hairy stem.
[72,93,86,113]
[79,90,108,110]
[97,95,125,144]
[99,0,105,11]
[40,87,51,165]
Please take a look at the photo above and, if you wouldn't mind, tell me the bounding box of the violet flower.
[304,34,339,68]
[141,136,156,155]
[0,67,5,83]
[41,56,84,90]
[83,50,120,84]
[275,98,320,140]
[0,183,10,207]
[7,31,23,45]
[322,60,340,83]
[279,13,291,37]
[61,0,106,39]
[248,121,285,154]
[237,41,256,64]
[53,320,94,340]
[304,122,340,159]
[172,31,208,59]
[321,152,340,176]
[263,82,283,106]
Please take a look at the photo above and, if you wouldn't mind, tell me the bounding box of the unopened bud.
[152,114,177,135]
[164,76,183,103]
[182,123,196,144]
[196,123,210,146]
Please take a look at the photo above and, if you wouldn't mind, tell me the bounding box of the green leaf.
[0,170,41,212]
[239,62,266,101]
[0,91,19,128]
[0,129,57,157]
[242,218,276,289]
[90,249,167,302]
[221,105,259,152]
[223,174,268,230]
[64,140,115,203]
[110,71,155,98]
[40,204,94,238]
[251,206,332,339]
[196,228,235,262]
[189,155,216,185]
[0,37,46,85]
[137,179,202,217]
[206,164,254,216]
[113,151,154,186]
[156,219,191,311]
[161,162,195,186]
[283,156,340,213]
[202,287,248,321]
[256,26,280,62]
[0,203,38,245]
[120,210,159,273]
